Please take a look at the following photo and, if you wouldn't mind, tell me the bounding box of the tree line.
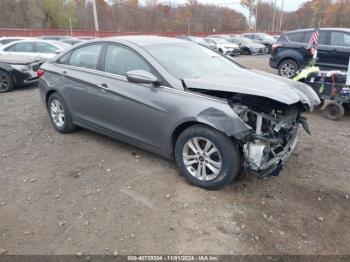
[250,0,350,32]
[0,0,247,33]
[0,0,349,33]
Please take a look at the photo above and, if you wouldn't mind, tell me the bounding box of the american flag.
[307,27,320,50]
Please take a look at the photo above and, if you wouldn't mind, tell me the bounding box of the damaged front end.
[229,95,310,177]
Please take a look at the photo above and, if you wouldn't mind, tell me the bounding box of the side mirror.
[126,70,159,85]
[55,50,61,54]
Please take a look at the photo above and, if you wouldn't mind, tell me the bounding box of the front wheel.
[278,60,299,79]
[0,70,14,93]
[175,125,241,190]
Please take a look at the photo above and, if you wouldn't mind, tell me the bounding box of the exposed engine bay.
[228,94,310,176]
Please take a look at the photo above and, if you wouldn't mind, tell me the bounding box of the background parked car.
[241,33,276,53]
[176,35,217,50]
[270,28,350,78]
[204,37,240,56]
[0,40,70,59]
[40,35,73,41]
[0,37,31,46]
[230,35,268,55]
[61,38,82,46]
[0,54,42,92]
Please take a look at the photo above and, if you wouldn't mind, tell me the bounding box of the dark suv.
[270,28,350,78]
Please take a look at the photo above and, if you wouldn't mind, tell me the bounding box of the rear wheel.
[0,70,14,93]
[324,101,344,121]
[48,93,76,133]
[175,125,240,190]
[278,60,299,79]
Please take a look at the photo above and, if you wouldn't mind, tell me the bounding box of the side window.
[5,42,34,52]
[318,31,329,45]
[69,44,102,69]
[286,32,305,43]
[278,34,288,43]
[331,32,350,47]
[37,42,58,53]
[255,35,263,40]
[104,45,152,76]
[56,52,70,64]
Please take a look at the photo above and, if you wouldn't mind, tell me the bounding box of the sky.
[156,0,309,17]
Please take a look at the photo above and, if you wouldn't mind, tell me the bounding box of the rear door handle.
[99,83,109,89]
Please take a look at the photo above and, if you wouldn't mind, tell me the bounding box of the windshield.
[257,33,275,42]
[209,38,229,44]
[146,43,241,79]
[232,37,253,44]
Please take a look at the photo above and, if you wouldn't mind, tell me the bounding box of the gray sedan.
[38,36,320,190]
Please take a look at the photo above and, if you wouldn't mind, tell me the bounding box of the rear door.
[54,43,106,125]
[329,31,350,70]
[312,30,334,68]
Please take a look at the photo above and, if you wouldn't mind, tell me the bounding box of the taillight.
[37,69,45,78]
[272,43,283,52]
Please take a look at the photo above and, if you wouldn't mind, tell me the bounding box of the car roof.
[0,37,29,39]
[285,28,350,34]
[0,54,41,64]
[1,39,70,49]
[102,35,187,47]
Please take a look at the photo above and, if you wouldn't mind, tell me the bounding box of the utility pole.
[187,18,190,36]
[279,0,285,32]
[271,0,277,32]
[92,0,99,32]
[69,18,73,36]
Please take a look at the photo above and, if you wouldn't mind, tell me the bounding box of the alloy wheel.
[0,74,10,92]
[182,137,222,181]
[50,99,65,128]
[280,63,296,78]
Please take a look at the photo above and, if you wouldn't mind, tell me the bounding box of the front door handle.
[99,83,109,89]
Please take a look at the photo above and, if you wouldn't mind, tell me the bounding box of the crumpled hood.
[183,69,320,109]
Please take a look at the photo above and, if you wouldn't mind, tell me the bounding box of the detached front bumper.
[244,124,300,173]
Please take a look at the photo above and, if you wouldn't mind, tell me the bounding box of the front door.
[91,43,164,150]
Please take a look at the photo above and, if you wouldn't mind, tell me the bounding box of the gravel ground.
[0,55,349,255]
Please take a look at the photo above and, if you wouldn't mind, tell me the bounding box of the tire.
[314,98,325,110]
[218,48,223,54]
[47,93,76,133]
[174,125,241,190]
[0,70,14,93]
[278,60,299,79]
[324,101,344,121]
[243,48,251,55]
